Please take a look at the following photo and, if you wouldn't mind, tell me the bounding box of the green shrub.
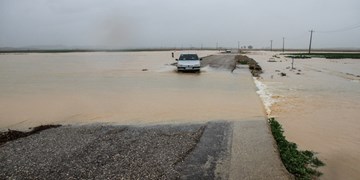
[269,118,324,180]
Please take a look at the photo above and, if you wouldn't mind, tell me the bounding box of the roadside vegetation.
[269,118,324,179]
[284,53,360,59]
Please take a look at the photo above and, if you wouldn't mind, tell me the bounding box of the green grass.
[285,54,312,59]
[284,53,360,59]
[269,118,324,180]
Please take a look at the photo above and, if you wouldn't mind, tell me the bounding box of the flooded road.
[0,51,292,179]
[0,51,265,130]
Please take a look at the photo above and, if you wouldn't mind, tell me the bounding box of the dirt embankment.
[235,55,263,77]
[201,54,262,76]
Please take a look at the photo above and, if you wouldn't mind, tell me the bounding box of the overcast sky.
[1,0,359,49]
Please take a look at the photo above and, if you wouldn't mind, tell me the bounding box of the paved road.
[0,123,229,179]
[201,54,237,71]
[0,121,291,179]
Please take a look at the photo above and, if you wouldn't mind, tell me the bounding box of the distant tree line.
[240,45,253,49]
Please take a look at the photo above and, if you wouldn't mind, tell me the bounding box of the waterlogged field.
[0,51,265,130]
[248,51,360,179]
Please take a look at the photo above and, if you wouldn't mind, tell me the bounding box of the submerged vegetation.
[269,118,324,180]
[284,53,360,59]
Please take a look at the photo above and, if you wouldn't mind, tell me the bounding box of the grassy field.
[283,53,360,59]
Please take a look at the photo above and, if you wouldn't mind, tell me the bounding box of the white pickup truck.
[176,53,202,72]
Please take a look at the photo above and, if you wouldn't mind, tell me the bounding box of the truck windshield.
[179,54,199,60]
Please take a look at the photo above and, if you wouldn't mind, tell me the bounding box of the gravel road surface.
[0,122,232,179]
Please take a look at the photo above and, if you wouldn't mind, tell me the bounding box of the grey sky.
[1,0,359,49]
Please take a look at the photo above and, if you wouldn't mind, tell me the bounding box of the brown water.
[248,51,360,179]
[0,51,265,130]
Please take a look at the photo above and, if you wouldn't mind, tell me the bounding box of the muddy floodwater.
[0,51,265,130]
[248,51,360,180]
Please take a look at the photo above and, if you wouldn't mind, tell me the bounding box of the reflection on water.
[0,51,265,130]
